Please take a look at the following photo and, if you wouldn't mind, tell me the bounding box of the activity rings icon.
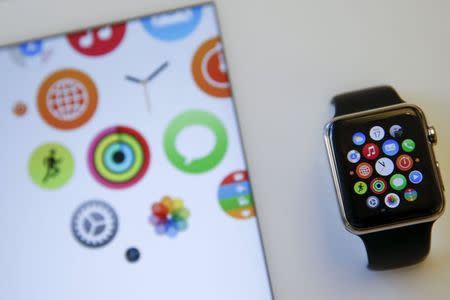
[88,126,151,189]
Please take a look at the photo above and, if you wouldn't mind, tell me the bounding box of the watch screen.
[330,106,443,229]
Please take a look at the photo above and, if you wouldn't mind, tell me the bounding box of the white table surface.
[1,1,450,299]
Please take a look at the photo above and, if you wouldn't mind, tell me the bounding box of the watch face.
[329,106,444,229]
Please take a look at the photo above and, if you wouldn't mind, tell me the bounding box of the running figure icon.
[42,149,62,182]
[29,143,75,189]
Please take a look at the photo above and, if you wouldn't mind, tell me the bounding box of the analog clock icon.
[375,157,394,176]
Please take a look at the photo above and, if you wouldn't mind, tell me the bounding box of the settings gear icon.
[71,200,118,248]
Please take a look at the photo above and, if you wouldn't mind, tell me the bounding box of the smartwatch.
[324,86,445,270]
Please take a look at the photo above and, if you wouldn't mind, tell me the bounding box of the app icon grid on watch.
[346,123,424,210]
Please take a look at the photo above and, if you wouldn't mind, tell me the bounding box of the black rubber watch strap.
[332,85,433,270]
[360,222,433,270]
[332,86,404,117]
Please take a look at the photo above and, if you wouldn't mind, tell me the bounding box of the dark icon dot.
[126,247,140,263]
[113,151,125,163]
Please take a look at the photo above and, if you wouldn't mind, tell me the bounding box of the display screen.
[0,4,273,299]
[330,106,443,229]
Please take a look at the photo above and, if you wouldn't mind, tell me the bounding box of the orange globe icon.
[37,69,98,130]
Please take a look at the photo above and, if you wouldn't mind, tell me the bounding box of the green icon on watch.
[29,143,75,189]
[402,139,415,152]
[390,174,407,191]
[354,181,368,195]
[164,110,228,173]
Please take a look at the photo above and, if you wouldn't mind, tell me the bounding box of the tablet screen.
[0,4,273,299]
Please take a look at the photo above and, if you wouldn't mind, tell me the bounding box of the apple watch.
[324,86,445,270]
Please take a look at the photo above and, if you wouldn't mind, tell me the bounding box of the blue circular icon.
[347,150,361,163]
[382,139,399,156]
[19,40,43,57]
[352,132,366,146]
[141,7,202,41]
[409,170,423,184]
[390,125,403,138]
[126,247,140,263]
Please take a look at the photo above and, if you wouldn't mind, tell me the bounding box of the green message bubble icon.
[164,111,228,173]
[29,143,75,189]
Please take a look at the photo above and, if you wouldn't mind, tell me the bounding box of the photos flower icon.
[149,196,190,237]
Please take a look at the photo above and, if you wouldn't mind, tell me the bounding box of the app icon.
[13,101,27,117]
[149,196,190,237]
[367,196,380,208]
[67,24,126,56]
[362,143,380,160]
[390,174,407,191]
[402,139,416,153]
[352,132,366,146]
[88,126,150,189]
[126,247,140,263]
[29,143,74,189]
[164,111,228,173]
[370,126,385,141]
[396,154,413,171]
[347,150,361,163]
[141,7,202,41]
[356,162,373,179]
[218,170,255,219]
[19,40,43,57]
[390,125,403,138]
[409,170,423,184]
[382,139,399,156]
[125,61,169,111]
[72,200,118,248]
[375,157,394,176]
[354,181,368,195]
[404,188,418,202]
[385,193,400,208]
[192,37,231,98]
[9,39,53,67]
[370,178,387,194]
[37,69,98,130]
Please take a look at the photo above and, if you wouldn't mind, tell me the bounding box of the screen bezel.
[324,103,445,235]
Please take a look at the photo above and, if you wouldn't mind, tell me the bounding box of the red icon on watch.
[396,154,413,171]
[362,143,380,160]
